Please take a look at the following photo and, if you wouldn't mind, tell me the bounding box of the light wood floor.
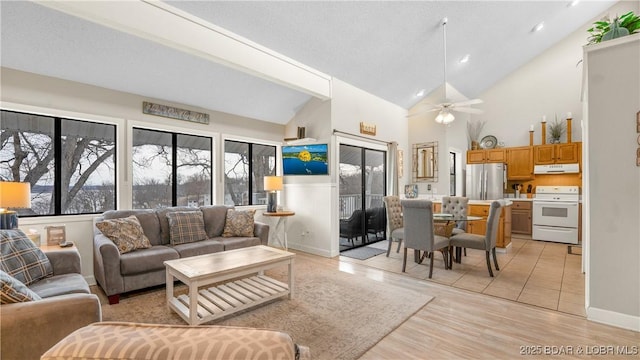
[342,236,586,317]
[295,248,639,359]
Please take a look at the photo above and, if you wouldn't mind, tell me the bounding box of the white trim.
[289,242,335,258]
[587,306,640,332]
[0,101,124,126]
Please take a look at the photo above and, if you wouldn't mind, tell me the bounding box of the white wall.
[1,67,285,283]
[284,78,408,257]
[585,35,640,331]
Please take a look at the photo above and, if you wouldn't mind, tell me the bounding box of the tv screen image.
[282,144,328,175]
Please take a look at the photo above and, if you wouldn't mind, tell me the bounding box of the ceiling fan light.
[435,110,455,124]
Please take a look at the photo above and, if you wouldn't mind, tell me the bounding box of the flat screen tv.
[282,143,329,175]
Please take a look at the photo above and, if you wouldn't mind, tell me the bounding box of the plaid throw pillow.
[0,229,53,286]
[222,209,256,237]
[0,270,41,304]
[166,211,208,245]
[96,215,152,254]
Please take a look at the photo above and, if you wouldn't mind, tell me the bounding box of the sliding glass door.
[339,144,386,251]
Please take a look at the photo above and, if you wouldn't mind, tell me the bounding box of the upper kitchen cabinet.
[467,148,505,164]
[506,146,533,180]
[534,142,580,165]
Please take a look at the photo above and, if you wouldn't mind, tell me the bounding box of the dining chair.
[401,199,450,278]
[449,200,505,277]
[383,196,404,257]
[441,196,469,260]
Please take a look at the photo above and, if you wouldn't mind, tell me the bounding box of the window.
[449,151,456,196]
[224,140,276,206]
[132,128,212,209]
[0,110,116,215]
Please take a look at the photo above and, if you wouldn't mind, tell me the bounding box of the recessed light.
[415,89,425,97]
[569,0,580,7]
[459,54,470,63]
[532,22,544,33]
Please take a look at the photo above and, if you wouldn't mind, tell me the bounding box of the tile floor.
[339,235,586,317]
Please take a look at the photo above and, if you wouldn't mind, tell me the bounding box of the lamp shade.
[263,176,283,192]
[435,110,455,124]
[0,182,31,209]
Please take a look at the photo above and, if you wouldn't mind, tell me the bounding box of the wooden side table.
[262,211,295,250]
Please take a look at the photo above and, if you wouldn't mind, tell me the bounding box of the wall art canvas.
[282,144,329,175]
[404,184,418,199]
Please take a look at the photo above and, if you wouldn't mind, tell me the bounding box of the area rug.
[98,255,433,360]
[340,246,387,260]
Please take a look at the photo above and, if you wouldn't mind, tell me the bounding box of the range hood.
[534,163,580,174]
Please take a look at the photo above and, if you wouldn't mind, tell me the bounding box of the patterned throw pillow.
[96,215,152,254]
[222,209,256,237]
[0,270,41,304]
[0,229,53,286]
[166,211,207,245]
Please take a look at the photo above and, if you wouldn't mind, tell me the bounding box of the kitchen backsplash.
[506,173,582,196]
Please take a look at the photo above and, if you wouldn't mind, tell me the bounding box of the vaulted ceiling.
[0,1,617,124]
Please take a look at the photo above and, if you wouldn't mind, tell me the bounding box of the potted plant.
[548,116,565,144]
[467,119,486,150]
[587,11,640,45]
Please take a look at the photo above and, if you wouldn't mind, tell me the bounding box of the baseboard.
[587,306,640,332]
[495,242,512,253]
[84,275,96,286]
[288,242,334,258]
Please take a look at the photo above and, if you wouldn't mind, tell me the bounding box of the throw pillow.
[0,229,53,286]
[166,211,207,245]
[96,215,152,254]
[222,209,256,237]
[0,270,41,304]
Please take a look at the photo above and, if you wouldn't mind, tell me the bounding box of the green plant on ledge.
[587,11,640,45]
[548,115,565,144]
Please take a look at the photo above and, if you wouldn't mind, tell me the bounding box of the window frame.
[1,107,118,217]
[223,137,278,207]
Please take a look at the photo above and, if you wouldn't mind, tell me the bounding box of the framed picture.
[46,225,66,246]
[282,144,329,175]
[404,184,418,199]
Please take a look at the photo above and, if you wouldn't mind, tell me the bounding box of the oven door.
[532,201,579,228]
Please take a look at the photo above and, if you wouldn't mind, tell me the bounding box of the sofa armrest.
[46,248,81,275]
[0,293,101,360]
[93,232,124,296]
[254,221,270,245]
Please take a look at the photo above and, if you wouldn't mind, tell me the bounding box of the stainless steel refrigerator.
[465,163,506,200]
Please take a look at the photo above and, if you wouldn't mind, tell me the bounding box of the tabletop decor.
[548,115,565,144]
[586,11,639,45]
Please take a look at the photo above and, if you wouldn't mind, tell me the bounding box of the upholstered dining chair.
[449,200,505,277]
[401,199,450,278]
[441,196,469,259]
[383,196,404,257]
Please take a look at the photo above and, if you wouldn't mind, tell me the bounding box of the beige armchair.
[1,248,101,360]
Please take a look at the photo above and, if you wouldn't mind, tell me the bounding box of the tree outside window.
[224,140,276,206]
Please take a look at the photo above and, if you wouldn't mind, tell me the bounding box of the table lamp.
[0,181,31,229]
[263,176,283,213]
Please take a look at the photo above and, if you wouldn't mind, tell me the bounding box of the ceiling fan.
[408,17,483,124]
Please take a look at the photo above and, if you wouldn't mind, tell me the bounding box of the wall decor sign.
[142,101,209,124]
[359,122,376,136]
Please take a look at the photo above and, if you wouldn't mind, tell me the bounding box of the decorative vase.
[471,141,479,150]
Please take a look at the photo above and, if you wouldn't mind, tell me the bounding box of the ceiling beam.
[34,0,332,100]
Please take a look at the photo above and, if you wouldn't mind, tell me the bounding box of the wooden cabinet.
[467,149,505,164]
[466,203,512,248]
[511,200,532,235]
[506,146,533,180]
[534,142,579,165]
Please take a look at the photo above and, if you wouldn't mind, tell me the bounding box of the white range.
[532,186,580,244]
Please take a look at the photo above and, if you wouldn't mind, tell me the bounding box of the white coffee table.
[164,245,295,326]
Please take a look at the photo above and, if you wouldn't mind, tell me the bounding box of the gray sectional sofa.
[93,205,269,304]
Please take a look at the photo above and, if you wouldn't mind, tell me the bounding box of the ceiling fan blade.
[406,107,441,118]
[451,107,484,114]
[413,102,441,111]
[452,98,483,107]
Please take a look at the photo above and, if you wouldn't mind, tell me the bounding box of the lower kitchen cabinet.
[467,203,512,248]
[511,200,532,235]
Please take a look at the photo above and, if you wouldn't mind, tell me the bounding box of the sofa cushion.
[172,239,225,258]
[216,237,261,251]
[120,246,179,275]
[96,216,152,254]
[29,273,90,298]
[200,205,232,238]
[222,209,256,237]
[157,207,199,245]
[166,211,208,245]
[102,209,162,246]
[0,270,41,304]
[0,229,53,285]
